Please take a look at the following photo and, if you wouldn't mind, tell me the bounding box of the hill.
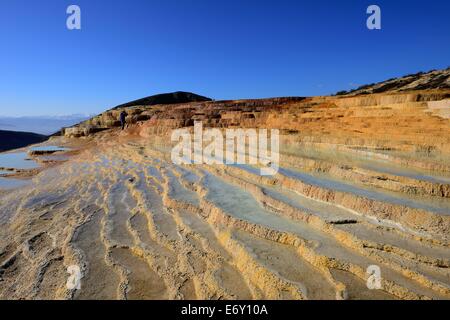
[0,130,47,152]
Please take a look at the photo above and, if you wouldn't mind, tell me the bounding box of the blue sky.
[0,0,449,116]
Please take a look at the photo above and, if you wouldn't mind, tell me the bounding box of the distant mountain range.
[0,114,91,135]
[0,130,47,152]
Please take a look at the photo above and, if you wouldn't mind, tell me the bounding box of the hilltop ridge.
[0,130,47,152]
[337,67,450,96]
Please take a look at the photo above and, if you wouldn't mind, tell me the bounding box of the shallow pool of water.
[146,165,163,181]
[173,165,200,184]
[202,171,324,239]
[278,167,450,215]
[0,152,39,170]
[230,164,450,215]
[359,159,450,184]
[166,168,199,205]
[284,147,450,184]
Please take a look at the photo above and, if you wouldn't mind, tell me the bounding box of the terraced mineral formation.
[0,71,449,300]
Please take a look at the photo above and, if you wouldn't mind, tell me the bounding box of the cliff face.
[63,90,450,155]
[62,96,306,137]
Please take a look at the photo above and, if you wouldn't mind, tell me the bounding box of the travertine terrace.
[1,71,449,300]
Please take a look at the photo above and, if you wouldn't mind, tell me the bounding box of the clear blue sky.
[0,0,449,116]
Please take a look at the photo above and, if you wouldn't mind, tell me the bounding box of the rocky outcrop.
[2,70,450,300]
